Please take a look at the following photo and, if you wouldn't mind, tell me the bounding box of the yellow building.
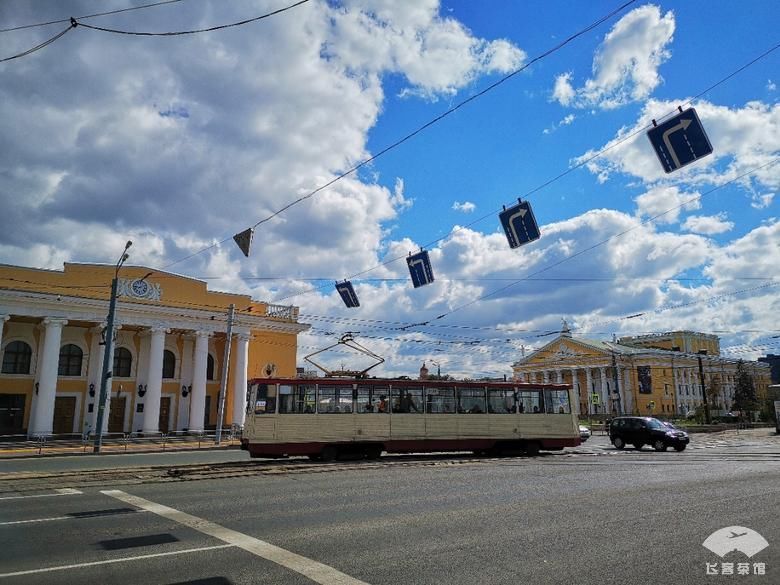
[512,322,771,418]
[0,263,309,437]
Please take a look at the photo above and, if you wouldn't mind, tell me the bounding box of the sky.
[1,0,779,379]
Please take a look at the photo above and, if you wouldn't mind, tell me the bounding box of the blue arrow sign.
[407,250,435,288]
[647,107,713,173]
[335,281,360,308]
[499,200,541,249]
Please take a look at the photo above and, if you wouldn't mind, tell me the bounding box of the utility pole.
[94,241,132,453]
[697,353,711,424]
[215,303,235,444]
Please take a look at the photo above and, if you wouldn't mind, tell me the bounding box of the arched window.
[162,350,176,379]
[113,347,132,378]
[1,341,32,375]
[206,354,215,380]
[58,344,83,376]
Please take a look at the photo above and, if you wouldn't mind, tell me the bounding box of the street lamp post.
[93,241,132,453]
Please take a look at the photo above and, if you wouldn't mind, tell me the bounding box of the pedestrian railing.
[0,429,243,457]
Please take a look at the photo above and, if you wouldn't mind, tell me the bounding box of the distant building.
[0,263,309,436]
[512,324,771,418]
[758,354,780,384]
[419,362,429,380]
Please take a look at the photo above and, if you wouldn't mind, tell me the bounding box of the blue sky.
[1,1,778,377]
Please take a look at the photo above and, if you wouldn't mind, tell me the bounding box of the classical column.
[29,318,67,436]
[555,369,563,384]
[189,331,210,433]
[622,367,631,414]
[599,367,609,411]
[231,333,250,428]
[141,326,168,435]
[585,368,593,411]
[0,314,9,350]
[542,370,550,384]
[177,335,194,431]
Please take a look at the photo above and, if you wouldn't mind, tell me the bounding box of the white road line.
[102,489,370,585]
[0,544,234,578]
[0,488,83,501]
[0,509,147,526]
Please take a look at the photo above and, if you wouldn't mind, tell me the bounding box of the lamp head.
[124,240,133,250]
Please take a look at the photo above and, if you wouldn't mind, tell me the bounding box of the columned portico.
[232,332,250,428]
[142,326,168,434]
[29,318,67,436]
[189,331,210,433]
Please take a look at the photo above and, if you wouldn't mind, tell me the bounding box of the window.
[206,354,215,380]
[390,386,422,413]
[162,350,176,379]
[58,344,83,376]
[458,387,486,413]
[358,385,390,413]
[518,390,543,413]
[425,386,455,413]
[2,341,32,375]
[278,384,316,413]
[252,383,276,414]
[318,385,353,413]
[544,389,571,414]
[113,347,132,377]
[488,389,515,414]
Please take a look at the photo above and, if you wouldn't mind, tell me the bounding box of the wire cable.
[160,0,640,271]
[0,0,185,33]
[74,0,310,36]
[0,22,75,62]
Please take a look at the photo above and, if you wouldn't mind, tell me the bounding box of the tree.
[732,360,758,421]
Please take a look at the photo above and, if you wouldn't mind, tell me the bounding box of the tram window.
[487,390,515,414]
[425,387,455,414]
[356,385,389,413]
[544,389,571,414]
[278,384,316,413]
[458,388,486,414]
[253,384,276,415]
[518,391,542,413]
[318,386,353,414]
[391,387,423,413]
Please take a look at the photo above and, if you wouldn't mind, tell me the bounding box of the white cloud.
[542,113,576,135]
[452,201,476,213]
[768,79,777,92]
[681,213,735,235]
[634,186,701,223]
[552,4,675,109]
[751,192,775,209]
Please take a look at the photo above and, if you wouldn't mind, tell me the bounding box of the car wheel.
[633,443,644,450]
[673,444,687,452]
[612,437,625,450]
[653,439,667,452]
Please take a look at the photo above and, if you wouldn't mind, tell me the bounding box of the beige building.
[0,262,309,437]
[512,323,771,418]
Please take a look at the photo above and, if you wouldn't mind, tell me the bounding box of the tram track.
[2,449,779,494]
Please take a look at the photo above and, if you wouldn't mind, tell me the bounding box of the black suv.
[609,416,689,452]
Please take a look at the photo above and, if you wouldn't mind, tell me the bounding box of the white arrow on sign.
[506,207,527,244]
[662,117,692,170]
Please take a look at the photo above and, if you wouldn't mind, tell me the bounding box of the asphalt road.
[1,436,778,585]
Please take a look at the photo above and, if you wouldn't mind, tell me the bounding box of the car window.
[647,419,665,430]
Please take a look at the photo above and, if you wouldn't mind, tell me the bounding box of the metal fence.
[0,428,242,457]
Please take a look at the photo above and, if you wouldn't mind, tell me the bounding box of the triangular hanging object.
[233,228,254,257]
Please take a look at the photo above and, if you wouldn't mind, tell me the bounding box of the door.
[53,396,76,435]
[159,397,171,434]
[108,397,126,433]
[204,395,212,429]
[0,394,26,435]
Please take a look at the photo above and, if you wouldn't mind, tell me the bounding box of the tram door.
[52,396,76,434]
[108,397,126,433]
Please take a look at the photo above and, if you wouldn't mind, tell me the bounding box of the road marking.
[0,544,234,578]
[102,489,370,585]
[0,509,147,526]
[0,488,82,501]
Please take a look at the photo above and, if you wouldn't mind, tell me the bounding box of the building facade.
[512,324,771,418]
[0,263,309,437]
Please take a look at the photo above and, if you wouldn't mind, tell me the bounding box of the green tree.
[732,360,758,421]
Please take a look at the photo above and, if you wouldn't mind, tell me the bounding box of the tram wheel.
[524,442,541,457]
[321,445,339,462]
[364,445,382,460]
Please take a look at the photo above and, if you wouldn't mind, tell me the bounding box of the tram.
[240,377,580,460]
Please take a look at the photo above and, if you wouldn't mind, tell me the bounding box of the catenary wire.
[160,0,640,271]
[0,23,75,62]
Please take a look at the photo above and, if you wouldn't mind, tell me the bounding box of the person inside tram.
[469,403,483,414]
[377,395,388,413]
[399,392,420,413]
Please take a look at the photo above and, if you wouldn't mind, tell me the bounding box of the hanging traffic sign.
[591,393,600,405]
[233,228,254,257]
[499,199,541,249]
[407,250,435,288]
[647,107,713,173]
[335,280,360,308]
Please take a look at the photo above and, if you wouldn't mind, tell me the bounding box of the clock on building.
[131,279,149,297]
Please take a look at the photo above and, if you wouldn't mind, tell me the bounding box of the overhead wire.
[0,22,75,62]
